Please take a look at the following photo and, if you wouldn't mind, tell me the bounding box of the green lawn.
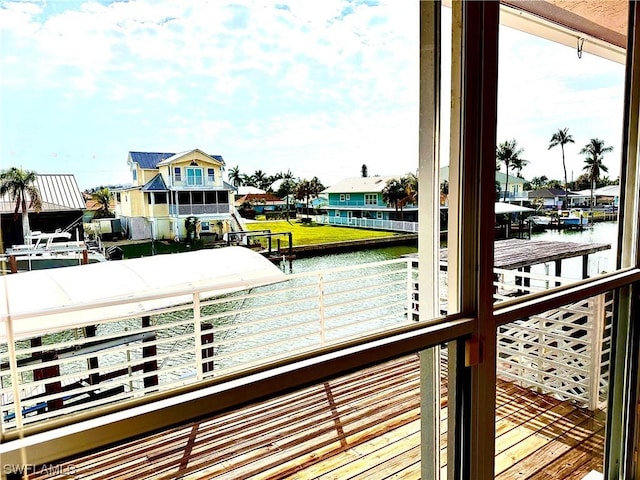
[245,220,398,246]
[113,220,399,258]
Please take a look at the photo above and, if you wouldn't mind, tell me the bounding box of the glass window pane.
[494,291,612,478]
[491,5,626,305]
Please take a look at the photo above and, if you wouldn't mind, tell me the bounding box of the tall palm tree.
[580,138,613,216]
[228,166,243,187]
[0,167,42,244]
[361,164,368,177]
[382,178,406,219]
[548,127,575,208]
[496,139,524,202]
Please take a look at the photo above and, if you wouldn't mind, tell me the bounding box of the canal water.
[290,221,618,279]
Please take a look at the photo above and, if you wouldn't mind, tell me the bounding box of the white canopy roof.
[495,202,535,215]
[0,247,286,341]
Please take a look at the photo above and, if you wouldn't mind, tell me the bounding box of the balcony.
[169,204,230,215]
[329,199,389,208]
[0,248,610,478]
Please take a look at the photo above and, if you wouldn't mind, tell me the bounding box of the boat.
[1,229,107,272]
[527,215,552,227]
[560,209,589,226]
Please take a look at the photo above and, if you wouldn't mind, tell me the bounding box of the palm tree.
[361,164,368,177]
[496,139,524,202]
[548,128,575,208]
[0,167,42,244]
[530,175,549,190]
[277,178,298,221]
[228,166,243,187]
[251,170,270,190]
[278,169,294,180]
[382,178,406,219]
[401,173,418,207]
[295,179,312,218]
[580,138,613,216]
[512,156,529,178]
[92,187,113,218]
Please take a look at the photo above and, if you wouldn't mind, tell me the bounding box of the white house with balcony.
[115,149,238,240]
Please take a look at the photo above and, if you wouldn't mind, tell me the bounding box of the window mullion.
[418,1,441,479]
[607,2,640,478]
[458,1,500,479]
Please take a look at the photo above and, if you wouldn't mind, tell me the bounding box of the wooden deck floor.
[28,354,604,479]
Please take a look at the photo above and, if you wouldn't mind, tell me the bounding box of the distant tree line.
[228,166,325,216]
[495,128,616,212]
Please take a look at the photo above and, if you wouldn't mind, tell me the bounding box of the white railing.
[497,293,611,410]
[0,258,418,432]
[0,257,611,433]
[316,215,419,233]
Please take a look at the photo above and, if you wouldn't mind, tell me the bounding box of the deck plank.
[26,354,605,480]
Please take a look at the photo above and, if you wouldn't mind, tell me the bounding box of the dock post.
[201,323,214,374]
[34,351,63,412]
[523,266,531,290]
[582,254,589,278]
[84,326,100,385]
[9,255,17,274]
[141,316,159,388]
[554,259,562,287]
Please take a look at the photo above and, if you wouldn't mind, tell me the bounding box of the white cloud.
[0,0,625,190]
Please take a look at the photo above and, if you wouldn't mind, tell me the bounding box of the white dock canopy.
[0,247,286,340]
[495,202,535,215]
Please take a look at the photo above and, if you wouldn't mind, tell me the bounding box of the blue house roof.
[130,152,175,169]
[142,174,168,191]
[130,151,226,168]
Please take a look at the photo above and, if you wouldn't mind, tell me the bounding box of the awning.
[495,202,535,215]
[0,247,286,341]
[500,0,627,63]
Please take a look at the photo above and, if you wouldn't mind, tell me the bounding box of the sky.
[0,0,626,191]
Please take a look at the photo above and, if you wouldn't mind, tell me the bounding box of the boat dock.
[440,238,611,280]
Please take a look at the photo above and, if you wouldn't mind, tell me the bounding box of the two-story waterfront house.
[115,149,237,240]
[322,176,418,229]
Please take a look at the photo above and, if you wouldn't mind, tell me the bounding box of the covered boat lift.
[0,247,286,341]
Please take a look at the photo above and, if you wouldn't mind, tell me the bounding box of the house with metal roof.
[0,174,86,249]
[115,149,239,241]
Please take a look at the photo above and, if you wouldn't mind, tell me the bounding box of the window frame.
[3,4,640,479]
[186,167,204,186]
[364,193,377,205]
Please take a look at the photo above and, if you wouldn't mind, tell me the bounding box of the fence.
[316,215,419,233]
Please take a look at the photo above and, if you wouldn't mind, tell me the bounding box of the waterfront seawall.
[287,234,418,258]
